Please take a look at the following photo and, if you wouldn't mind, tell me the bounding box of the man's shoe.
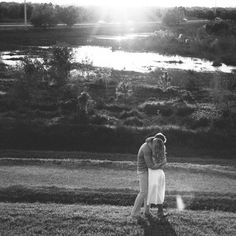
[144,212,154,220]
[127,214,143,223]
[157,211,169,219]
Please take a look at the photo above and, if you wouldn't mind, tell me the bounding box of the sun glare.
[79,0,235,8]
[83,0,150,7]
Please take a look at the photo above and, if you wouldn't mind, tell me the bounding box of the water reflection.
[73,46,236,73]
[2,46,236,73]
[94,33,151,41]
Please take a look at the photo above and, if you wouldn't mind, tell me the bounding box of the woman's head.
[154,132,167,143]
[145,132,167,144]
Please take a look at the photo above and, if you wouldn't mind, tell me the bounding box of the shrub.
[206,20,230,35]
[156,71,172,90]
[119,110,143,119]
[160,106,173,117]
[139,101,174,117]
[30,103,58,112]
[213,118,229,130]
[163,86,180,97]
[133,85,164,101]
[176,105,195,116]
[90,114,109,125]
[139,102,160,115]
[31,109,60,118]
[46,46,73,88]
[104,104,130,113]
[115,80,133,102]
[0,97,17,112]
[17,46,72,103]
[190,118,211,129]
[123,117,143,127]
[95,98,105,110]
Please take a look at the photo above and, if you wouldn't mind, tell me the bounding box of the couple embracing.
[131,132,168,220]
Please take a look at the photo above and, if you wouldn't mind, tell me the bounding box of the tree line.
[0,2,162,27]
[1,2,236,27]
[185,7,236,21]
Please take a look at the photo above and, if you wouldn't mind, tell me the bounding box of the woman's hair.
[154,132,167,143]
[153,138,165,160]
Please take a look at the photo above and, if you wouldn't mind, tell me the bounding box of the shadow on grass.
[139,217,177,236]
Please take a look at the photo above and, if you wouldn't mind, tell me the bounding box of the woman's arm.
[143,148,165,170]
[152,139,167,169]
[156,158,167,169]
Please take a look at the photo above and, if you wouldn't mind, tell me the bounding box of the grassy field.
[0,157,235,212]
[0,202,235,236]
[0,160,235,193]
[0,156,235,235]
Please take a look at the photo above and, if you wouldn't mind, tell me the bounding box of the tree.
[57,6,78,27]
[76,91,91,123]
[10,46,74,108]
[45,45,73,88]
[162,7,185,26]
[9,57,45,108]
[30,3,58,28]
[116,79,133,103]
[151,70,172,91]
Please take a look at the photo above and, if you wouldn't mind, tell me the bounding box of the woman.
[130,132,167,220]
[146,133,167,218]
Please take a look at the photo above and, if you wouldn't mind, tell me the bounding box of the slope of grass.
[0,163,235,193]
[0,202,235,236]
[0,159,235,212]
[1,150,236,165]
[0,185,235,212]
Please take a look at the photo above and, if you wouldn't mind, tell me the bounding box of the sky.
[1,0,236,8]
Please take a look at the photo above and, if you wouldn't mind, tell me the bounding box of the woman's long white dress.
[147,168,165,205]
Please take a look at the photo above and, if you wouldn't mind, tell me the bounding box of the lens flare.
[176,195,185,211]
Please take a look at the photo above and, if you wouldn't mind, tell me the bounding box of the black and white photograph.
[0,0,235,235]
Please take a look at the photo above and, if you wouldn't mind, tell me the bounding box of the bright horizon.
[1,0,236,8]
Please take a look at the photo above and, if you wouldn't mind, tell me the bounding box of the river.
[1,43,236,74]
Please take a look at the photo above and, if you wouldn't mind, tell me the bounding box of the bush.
[164,86,180,97]
[190,118,211,129]
[116,80,133,102]
[160,106,173,117]
[206,20,230,35]
[123,117,143,127]
[139,101,173,117]
[139,102,160,115]
[212,118,229,130]
[31,109,60,118]
[133,85,164,101]
[9,46,73,111]
[90,114,109,125]
[176,105,195,116]
[104,104,130,113]
[119,109,143,119]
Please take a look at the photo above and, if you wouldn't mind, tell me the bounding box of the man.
[130,133,167,220]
